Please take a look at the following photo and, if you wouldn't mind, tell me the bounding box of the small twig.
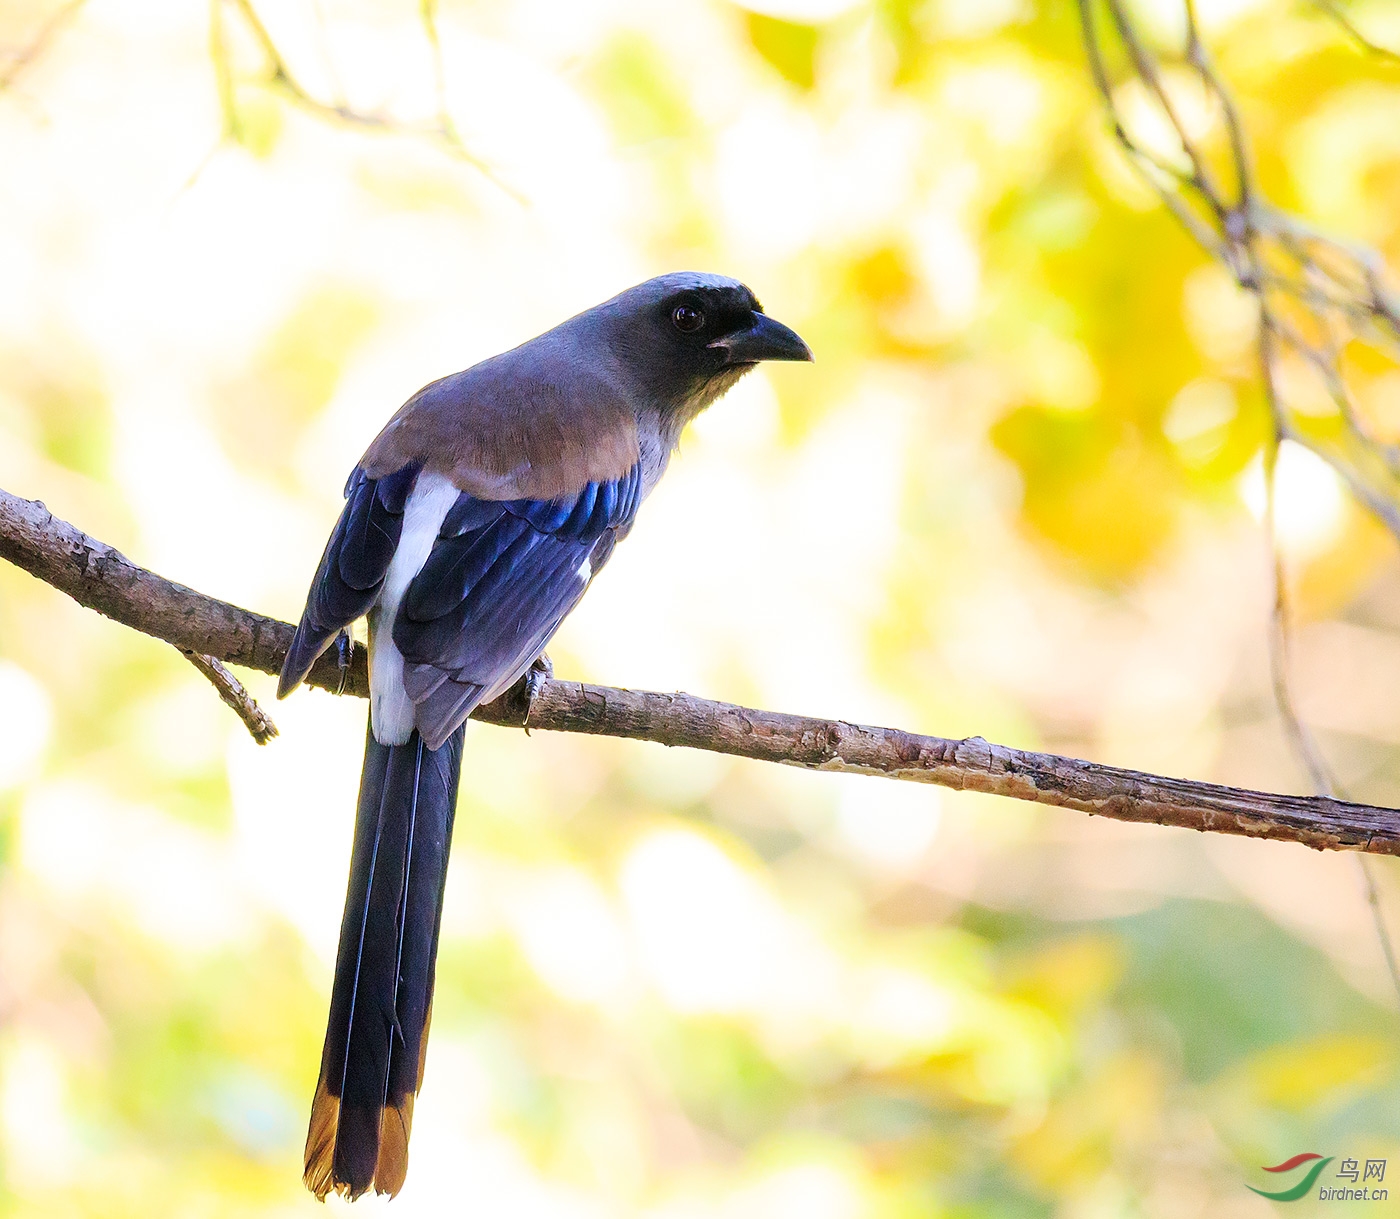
[1312,0,1400,64]
[1287,428,1400,547]
[1271,312,1400,474]
[0,0,87,92]
[419,0,463,153]
[1361,855,1400,1005]
[208,0,241,145]
[1262,434,1337,796]
[1104,0,1224,211]
[182,650,279,744]
[220,0,513,193]
[1077,0,1229,258]
[228,0,404,133]
[1082,0,1400,1006]
[1183,0,1253,218]
[1263,481,1400,1003]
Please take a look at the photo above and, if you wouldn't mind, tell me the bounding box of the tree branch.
[1079,0,1400,990]
[211,0,516,196]
[0,0,86,92]
[1312,0,1400,64]
[4,484,1400,854]
[182,650,279,744]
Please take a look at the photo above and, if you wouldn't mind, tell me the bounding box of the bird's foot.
[523,653,553,732]
[334,630,354,696]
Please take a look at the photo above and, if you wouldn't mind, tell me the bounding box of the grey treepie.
[277,272,812,1199]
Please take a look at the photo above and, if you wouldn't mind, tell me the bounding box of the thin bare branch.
[209,0,242,145]
[419,0,464,154]
[227,0,403,133]
[214,0,515,194]
[1104,0,1224,211]
[1078,0,1400,563]
[0,0,86,92]
[1264,435,1400,1003]
[1312,0,1400,64]
[1271,313,1400,474]
[1078,0,1229,258]
[183,650,278,744]
[1183,0,1253,217]
[4,483,1400,854]
[1287,428,1400,546]
[1360,855,1400,1004]
[1262,440,1336,796]
[1081,0,1400,1003]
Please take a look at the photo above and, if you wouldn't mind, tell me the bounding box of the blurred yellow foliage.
[4,0,1400,1216]
[1011,1051,1165,1191]
[1240,1034,1393,1112]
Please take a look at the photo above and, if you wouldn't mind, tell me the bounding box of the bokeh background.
[4,0,1400,1214]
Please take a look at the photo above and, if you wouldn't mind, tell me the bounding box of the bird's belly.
[370,470,460,745]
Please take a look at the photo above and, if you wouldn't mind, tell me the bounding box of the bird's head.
[590,272,812,429]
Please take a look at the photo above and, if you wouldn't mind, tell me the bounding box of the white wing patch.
[370,471,461,746]
[578,557,592,582]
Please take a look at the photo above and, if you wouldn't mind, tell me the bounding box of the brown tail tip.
[303,1079,343,1201]
[303,1077,415,1201]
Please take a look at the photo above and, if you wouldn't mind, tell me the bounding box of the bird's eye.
[672,304,705,333]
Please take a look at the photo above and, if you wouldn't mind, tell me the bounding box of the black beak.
[710,312,813,365]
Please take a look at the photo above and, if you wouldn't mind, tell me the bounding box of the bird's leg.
[523,652,553,732]
[334,630,354,696]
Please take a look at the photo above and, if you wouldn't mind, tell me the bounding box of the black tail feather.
[304,720,464,1200]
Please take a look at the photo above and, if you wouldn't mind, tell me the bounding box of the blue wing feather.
[394,465,641,745]
[441,497,507,538]
[278,464,421,697]
[402,514,534,625]
[280,460,641,731]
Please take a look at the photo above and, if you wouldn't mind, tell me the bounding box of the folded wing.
[279,464,421,697]
[396,462,644,748]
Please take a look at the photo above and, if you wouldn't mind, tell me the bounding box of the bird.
[277,272,811,1201]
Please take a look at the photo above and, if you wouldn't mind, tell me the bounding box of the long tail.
[303,720,465,1200]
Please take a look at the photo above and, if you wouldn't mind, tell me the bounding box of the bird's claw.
[522,652,553,732]
[334,630,354,696]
